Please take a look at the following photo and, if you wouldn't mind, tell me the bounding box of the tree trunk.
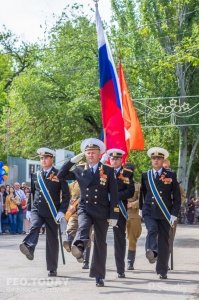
[177,126,187,190]
[176,63,188,191]
[185,134,199,193]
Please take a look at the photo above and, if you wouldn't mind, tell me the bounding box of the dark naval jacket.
[57,160,119,220]
[29,166,70,218]
[139,168,181,219]
[116,167,135,210]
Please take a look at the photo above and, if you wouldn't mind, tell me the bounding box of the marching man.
[139,147,181,279]
[19,148,70,276]
[57,138,119,287]
[106,149,134,278]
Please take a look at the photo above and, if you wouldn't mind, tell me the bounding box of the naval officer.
[19,147,70,276]
[139,147,181,279]
[57,138,119,287]
[107,149,134,278]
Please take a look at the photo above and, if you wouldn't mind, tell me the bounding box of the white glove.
[71,153,84,163]
[139,209,142,217]
[26,211,31,221]
[108,219,118,227]
[55,212,65,223]
[170,215,177,226]
[100,152,109,163]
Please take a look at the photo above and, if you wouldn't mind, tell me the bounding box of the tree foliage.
[111,0,199,195]
[0,1,198,195]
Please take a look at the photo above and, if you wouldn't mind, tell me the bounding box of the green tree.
[111,0,199,195]
[1,9,102,158]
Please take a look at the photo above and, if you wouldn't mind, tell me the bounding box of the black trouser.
[113,211,126,274]
[23,210,59,271]
[144,215,170,275]
[74,211,109,279]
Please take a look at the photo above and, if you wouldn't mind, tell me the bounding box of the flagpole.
[93,0,99,8]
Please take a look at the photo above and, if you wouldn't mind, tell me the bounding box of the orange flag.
[118,63,144,151]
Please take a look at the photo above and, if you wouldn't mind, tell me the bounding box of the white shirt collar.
[153,168,162,176]
[89,163,99,173]
[114,166,122,173]
[43,166,53,176]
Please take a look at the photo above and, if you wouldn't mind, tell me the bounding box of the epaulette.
[123,168,133,173]
[163,168,176,175]
[77,163,87,167]
[103,163,112,169]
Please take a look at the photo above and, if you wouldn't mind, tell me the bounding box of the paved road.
[0,224,199,300]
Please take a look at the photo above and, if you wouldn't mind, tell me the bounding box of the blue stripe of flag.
[99,44,122,110]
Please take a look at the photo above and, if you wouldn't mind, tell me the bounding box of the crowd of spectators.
[0,182,31,235]
[0,181,198,235]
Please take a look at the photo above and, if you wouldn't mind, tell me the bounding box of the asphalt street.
[0,224,199,300]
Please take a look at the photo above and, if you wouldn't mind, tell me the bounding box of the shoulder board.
[164,169,176,175]
[142,171,148,175]
[77,163,87,167]
[123,168,133,173]
[103,164,112,169]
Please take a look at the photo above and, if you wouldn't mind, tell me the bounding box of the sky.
[0,0,112,43]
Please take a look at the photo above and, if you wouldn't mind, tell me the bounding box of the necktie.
[155,171,159,179]
[43,171,48,178]
[90,167,94,174]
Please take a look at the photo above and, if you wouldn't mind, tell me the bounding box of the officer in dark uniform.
[19,147,70,276]
[139,147,181,279]
[57,138,119,287]
[107,149,134,278]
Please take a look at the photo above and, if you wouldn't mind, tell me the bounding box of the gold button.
[152,197,154,199]
[86,201,88,203]
[94,196,97,198]
[86,188,89,191]
[160,191,162,193]
[95,189,98,192]
[94,202,97,204]
[152,202,154,204]
[86,194,88,197]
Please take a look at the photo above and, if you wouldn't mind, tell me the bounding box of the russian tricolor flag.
[95,5,127,156]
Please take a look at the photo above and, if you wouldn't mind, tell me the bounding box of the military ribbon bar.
[147,170,172,227]
[37,171,58,224]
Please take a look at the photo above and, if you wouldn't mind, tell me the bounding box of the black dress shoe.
[159,274,167,279]
[48,270,57,277]
[118,273,125,278]
[82,262,89,269]
[96,278,104,287]
[19,243,34,260]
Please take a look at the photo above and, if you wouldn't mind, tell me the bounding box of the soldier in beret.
[19,148,70,277]
[58,138,119,287]
[139,147,181,279]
